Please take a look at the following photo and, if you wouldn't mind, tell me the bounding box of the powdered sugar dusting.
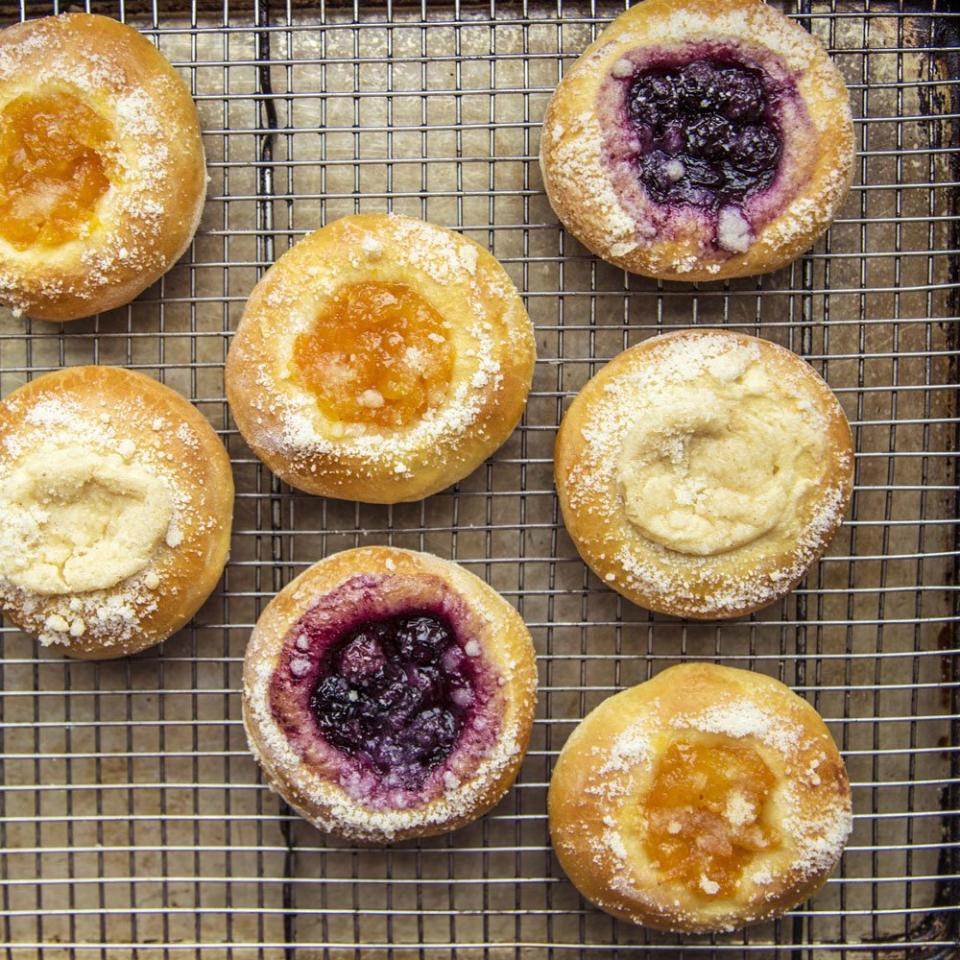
[783,785,853,880]
[599,723,652,776]
[541,105,639,258]
[670,699,802,755]
[552,665,852,932]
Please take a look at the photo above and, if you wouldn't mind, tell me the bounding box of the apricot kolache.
[549,663,852,932]
[0,13,206,321]
[226,212,536,503]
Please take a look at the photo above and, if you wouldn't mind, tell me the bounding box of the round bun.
[0,14,207,322]
[539,0,854,281]
[555,329,854,619]
[0,365,233,659]
[225,213,536,503]
[242,546,538,843]
[549,663,852,933]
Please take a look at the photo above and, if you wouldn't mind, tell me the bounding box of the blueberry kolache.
[0,366,234,658]
[0,14,207,321]
[539,0,855,281]
[226,213,536,503]
[242,547,538,843]
[554,330,854,619]
[549,663,852,932]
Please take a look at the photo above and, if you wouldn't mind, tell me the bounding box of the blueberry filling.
[625,58,782,209]
[308,614,476,787]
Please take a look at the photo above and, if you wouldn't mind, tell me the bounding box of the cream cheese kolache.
[0,366,234,659]
[0,14,207,321]
[539,0,855,281]
[226,213,536,504]
[555,330,854,619]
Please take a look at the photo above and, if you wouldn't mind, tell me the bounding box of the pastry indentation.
[309,613,477,789]
[0,443,172,595]
[616,346,820,557]
[268,573,503,808]
[641,738,778,899]
[0,91,115,250]
[597,42,816,263]
[626,58,781,211]
[292,280,454,429]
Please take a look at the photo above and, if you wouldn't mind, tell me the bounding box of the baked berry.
[308,613,478,787]
[624,58,781,209]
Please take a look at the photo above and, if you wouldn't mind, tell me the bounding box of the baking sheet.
[0,2,956,958]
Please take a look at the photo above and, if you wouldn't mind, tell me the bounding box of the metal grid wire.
[0,0,957,957]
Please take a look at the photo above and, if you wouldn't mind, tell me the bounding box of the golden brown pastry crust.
[554,329,854,619]
[549,663,852,933]
[0,14,206,322]
[539,0,855,281]
[0,366,233,659]
[242,546,538,843]
[225,213,536,504]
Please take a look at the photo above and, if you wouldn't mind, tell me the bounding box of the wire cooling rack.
[0,1,957,957]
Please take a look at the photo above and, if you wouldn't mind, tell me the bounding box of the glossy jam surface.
[644,740,777,898]
[625,59,781,209]
[292,281,454,429]
[0,92,113,250]
[309,613,477,789]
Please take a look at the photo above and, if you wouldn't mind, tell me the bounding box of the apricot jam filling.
[292,280,454,429]
[643,740,778,898]
[0,92,114,250]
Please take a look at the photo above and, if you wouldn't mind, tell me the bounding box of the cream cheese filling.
[616,348,822,557]
[0,443,173,596]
